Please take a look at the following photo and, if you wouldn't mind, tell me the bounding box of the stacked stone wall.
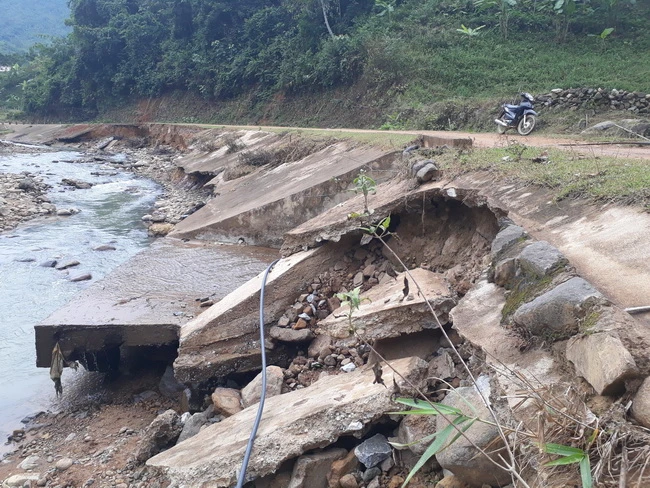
[537,87,650,114]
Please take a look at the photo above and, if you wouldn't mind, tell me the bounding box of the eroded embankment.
[4,124,650,488]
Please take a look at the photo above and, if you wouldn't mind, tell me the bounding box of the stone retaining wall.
[537,87,650,114]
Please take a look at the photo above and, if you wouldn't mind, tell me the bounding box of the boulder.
[493,258,516,287]
[354,434,392,469]
[416,162,441,184]
[631,377,650,428]
[287,448,348,488]
[149,223,174,236]
[211,388,243,417]
[148,357,428,487]
[18,455,40,470]
[513,277,603,340]
[2,474,41,487]
[177,409,211,444]
[397,411,438,456]
[135,409,183,463]
[517,241,567,278]
[436,384,511,487]
[270,326,314,343]
[55,458,73,471]
[328,449,359,488]
[159,366,185,400]
[566,332,638,395]
[491,225,526,258]
[241,366,284,408]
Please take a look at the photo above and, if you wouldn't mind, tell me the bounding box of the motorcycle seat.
[504,104,519,110]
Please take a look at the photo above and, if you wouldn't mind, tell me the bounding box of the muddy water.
[0,149,275,455]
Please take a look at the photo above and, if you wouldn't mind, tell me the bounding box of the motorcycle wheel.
[517,115,536,136]
[496,123,507,134]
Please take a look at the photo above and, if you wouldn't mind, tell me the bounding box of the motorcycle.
[495,92,537,136]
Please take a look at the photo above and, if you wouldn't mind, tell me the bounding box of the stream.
[0,148,275,456]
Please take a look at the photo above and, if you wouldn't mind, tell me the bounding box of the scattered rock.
[93,244,117,251]
[398,410,438,456]
[159,366,186,399]
[69,271,92,282]
[135,409,183,463]
[241,366,284,408]
[211,388,243,417]
[328,450,359,488]
[2,473,41,487]
[18,455,40,470]
[62,178,93,189]
[339,473,359,488]
[491,225,526,258]
[416,162,440,184]
[287,448,347,488]
[308,334,332,358]
[566,332,638,395]
[493,258,515,287]
[39,259,57,268]
[270,326,314,343]
[513,277,603,339]
[631,377,650,428]
[177,410,210,444]
[148,223,174,236]
[55,457,74,471]
[436,475,471,488]
[55,259,80,270]
[518,241,567,277]
[354,434,392,469]
[436,384,511,487]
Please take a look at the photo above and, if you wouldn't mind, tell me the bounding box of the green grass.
[439,145,650,206]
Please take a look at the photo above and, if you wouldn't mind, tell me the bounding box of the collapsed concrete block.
[318,268,453,343]
[175,243,347,384]
[148,357,428,487]
[513,277,603,339]
[517,241,567,278]
[566,332,638,395]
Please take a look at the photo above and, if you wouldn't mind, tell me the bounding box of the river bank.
[0,135,208,487]
[2,123,650,488]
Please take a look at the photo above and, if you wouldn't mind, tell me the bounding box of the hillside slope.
[0,0,70,53]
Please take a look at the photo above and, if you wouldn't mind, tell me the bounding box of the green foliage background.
[6,0,650,120]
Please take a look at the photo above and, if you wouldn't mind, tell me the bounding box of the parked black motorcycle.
[495,92,537,136]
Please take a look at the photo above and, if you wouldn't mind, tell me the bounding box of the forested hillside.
[0,0,70,53]
[16,0,650,124]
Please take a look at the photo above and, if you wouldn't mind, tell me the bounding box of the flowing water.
[0,148,275,455]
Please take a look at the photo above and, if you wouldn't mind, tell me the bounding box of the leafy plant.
[542,442,593,488]
[375,0,396,18]
[456,24,486,36]
[389,398,478,487]
[335,286,370,332]
[351,169,377,214]
[474,0,517,39]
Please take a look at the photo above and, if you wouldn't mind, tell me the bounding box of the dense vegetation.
[0,0,70,53]
[11,0,650,121]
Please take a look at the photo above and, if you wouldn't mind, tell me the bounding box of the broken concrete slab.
[512,277,604,340]
[170,140,398,247]
[35,238,275,370]
[147,356,428,487]
[317,268,453,344]
[566,332,638,395]
[450,277,563,416]
[174,240,351,384]
[175,129,282,175]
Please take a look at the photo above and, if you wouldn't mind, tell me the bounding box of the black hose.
[235,258,280,488]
